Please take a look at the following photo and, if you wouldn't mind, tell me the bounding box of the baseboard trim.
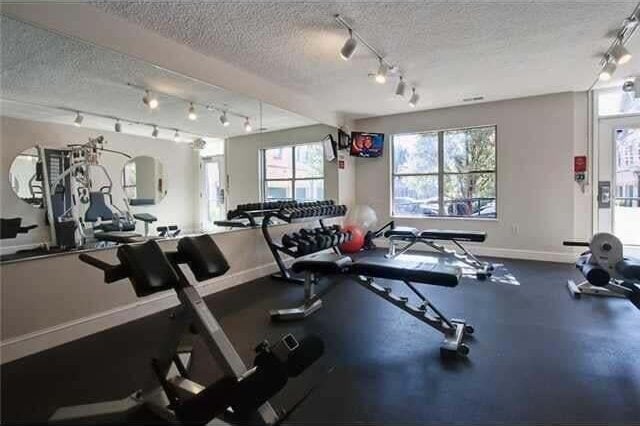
[374,239,576,264]
[0,259,289,364]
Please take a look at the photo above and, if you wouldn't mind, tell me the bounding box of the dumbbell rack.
[262,207,347,284]
[214,201,299,228]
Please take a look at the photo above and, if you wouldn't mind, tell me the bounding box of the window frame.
[390,124,498,221]
[260,142,325,202]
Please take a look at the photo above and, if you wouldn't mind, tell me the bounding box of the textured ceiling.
[94,1,640,120]
[0,15,316,140]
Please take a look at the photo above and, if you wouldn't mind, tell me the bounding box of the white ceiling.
[93,1,640,120]
[0,15,316,140]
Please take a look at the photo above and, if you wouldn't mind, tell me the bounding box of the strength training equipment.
[261,200,349,283]
[49,236,323,425]
[376,221,494,280]
[564,233,640,305]
[270,252,474,358]
[339,224,364,253]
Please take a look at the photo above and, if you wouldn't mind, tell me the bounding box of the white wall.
[0,116,200,251]
[353,92,591,261]
[226,124,342,208]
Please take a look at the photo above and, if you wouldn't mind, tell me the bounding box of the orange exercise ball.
[340,225,365,253]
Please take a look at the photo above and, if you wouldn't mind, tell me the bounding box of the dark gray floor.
[3,250,640,425]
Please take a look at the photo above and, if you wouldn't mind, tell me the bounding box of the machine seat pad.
[178,235,230,282]
[616,258,640,281]
[351,258,461,287]
[117,240,179,297]
[94,231,143,243]
[384,227,419,238]
[419,229,487,243]
[291,253,353,274]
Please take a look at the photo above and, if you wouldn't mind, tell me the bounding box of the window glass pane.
[265,147,292,179]
[443,173,496,217]
[392,175,439,216]
[393,133,438,174]
[444,127,495,173]
[598,91,640,116]
[265,180,292,200]
[294,179,324,201]
[295,143,324,178]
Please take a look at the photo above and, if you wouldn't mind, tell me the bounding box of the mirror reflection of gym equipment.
[4,3,640,426]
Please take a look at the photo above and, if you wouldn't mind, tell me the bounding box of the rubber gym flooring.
[2,249,640,424]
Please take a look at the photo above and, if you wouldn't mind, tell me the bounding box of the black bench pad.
[384,227,419,238]
[419,229,486,243]
[292,253,353,274]
[291,253,460,287]
[616,259,640,281]
[350,258,460,287]
[94,231,143,243]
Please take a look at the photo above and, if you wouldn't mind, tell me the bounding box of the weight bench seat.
[94,231,143,243]
[419,229,486,243]
[617,259,640,281]
[384,226,419,238]
[291,253,460,287]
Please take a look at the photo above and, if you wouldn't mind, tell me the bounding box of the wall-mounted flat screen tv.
[350,132,384,158]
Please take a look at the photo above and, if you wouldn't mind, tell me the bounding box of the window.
[598,90,640,116]
[261,143,324,202]
[392,126,497,218]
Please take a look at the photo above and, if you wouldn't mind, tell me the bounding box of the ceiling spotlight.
[219,111,230,127]
[114,120,122,133]
[599,59,616,81]
[73,112,84,126]
[408,88,419,107]
[244,117,252,132]
[173,130,180,142]
[395,76,406,97]
[340,29,358,61]
[611,43,632,65]
[188,103,197,121]
[152,126,159,139]
[143,90,159,109]
[375,59,388,84]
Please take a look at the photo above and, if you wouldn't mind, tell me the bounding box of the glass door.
[200,155,226,230]
[597,117,640,246]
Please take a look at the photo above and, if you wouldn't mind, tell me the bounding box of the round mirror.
[121,156,168,205]
[9,147,44,208]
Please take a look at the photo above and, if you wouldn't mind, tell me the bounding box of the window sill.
[391,215,498,222]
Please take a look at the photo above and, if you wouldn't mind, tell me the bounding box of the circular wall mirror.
[9,147,44,208]
[121,156,168,205]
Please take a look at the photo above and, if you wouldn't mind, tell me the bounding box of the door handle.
[598,181,611,208]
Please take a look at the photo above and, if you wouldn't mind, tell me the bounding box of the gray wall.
[226,124,340,208]
[353,92,591,258]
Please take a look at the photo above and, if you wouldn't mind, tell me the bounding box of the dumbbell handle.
[563,241,590,247]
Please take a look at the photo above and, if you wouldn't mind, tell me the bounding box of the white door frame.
[593,103,640,236]
[199,155,226,230]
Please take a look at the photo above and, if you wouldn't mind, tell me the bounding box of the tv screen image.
[350,132,384,158]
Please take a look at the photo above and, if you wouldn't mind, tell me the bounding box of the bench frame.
[270,268,473,358]
[378,222,494,280]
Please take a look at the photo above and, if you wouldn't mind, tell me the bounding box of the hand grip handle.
[563,241,590,247]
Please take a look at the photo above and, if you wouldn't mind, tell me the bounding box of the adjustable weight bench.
[270,253,474,358]
[384,226,494,280]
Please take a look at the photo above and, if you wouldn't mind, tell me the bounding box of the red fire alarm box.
[574,155,587,190]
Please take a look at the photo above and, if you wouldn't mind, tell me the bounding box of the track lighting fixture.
[152,126,159,139]
[599,57,616,82]
[219,111,230,127]
[143,90,159,109]
[73,112,84,126]
[624,15,639,30]
[340,29,358,61]
[408,88,419,108]
[244,117,252,132]
[188,103,197,121]
[395,76,406,97]
[375,59,388,84]
[114,120,122,133]
[611,43,632,65]
[173,130,180,142]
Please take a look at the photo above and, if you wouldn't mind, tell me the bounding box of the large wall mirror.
[0,15,324,260]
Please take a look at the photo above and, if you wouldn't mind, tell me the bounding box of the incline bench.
[270,253,474,358]
[383,225,495,280]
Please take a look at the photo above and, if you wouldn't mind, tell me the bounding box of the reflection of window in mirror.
[261,143,324,202]
[123,161,137,200]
